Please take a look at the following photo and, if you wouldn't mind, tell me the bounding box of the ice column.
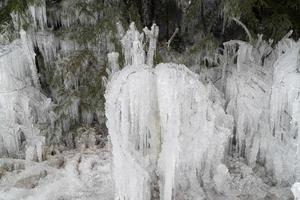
[106,23,233,200]
[0,36,51,161]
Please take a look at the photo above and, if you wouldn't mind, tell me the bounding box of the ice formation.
[0,148,113,200]
[222,35,300,185]
[105,22,233,199]
[0,0,299,198]
[0,30,52,161]
[292,182,300,199]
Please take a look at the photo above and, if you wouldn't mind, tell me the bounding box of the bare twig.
[167,27,179,50]
[231,17,253,43]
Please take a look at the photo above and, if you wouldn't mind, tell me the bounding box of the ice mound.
[105,22,233,200]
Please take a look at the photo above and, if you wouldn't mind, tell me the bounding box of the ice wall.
[0,32,52,161]
[105,23,233,200]
[222,35,300,184]
[156,63,233,200]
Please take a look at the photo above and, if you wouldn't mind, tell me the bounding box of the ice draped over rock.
[222,36,300,184]
[105,23,233,200]
[0,31,52,161]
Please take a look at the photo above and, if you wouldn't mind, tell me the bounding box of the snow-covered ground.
[0,147,113,200]
[0,146,294,200]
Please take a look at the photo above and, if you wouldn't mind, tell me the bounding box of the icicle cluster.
[0,31,53,161]
[28,0,47,31]
[222,34,300,184]
[105,23,233,200]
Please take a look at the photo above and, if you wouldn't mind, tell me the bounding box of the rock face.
[105,23,233,200]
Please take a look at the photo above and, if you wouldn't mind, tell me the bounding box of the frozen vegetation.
[0,0,300,200]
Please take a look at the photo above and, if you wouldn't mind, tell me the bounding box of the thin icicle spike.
[143,23,159,67]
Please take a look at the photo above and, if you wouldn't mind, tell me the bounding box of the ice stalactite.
[107,52,120,76]
[223,39,273,165]
[20,29,40,89]
[106,64,160,200]
[55,0,98,28]
[120,22,145,66]
[105,23,233,200]
[106,23,159,199]
[156,63,233,200]
[0,34,52,161]
[143,24,159,67]
[222,34,300,185]
[267,38,300,183]
[28,0,47,31]
[32,32,59,66]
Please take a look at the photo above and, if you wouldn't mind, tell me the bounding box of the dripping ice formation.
[0,30,52,161]
[105,22,233,200]
[106,23,300,199]
[222,35,300,185]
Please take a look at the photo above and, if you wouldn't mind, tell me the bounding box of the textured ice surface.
[0,31,52,161]
[0,148,113,200]
[105,63,233,200]
[0,2,299,197]
[105,23,233,200]
[222,36,300,185]
[104,23,300,199]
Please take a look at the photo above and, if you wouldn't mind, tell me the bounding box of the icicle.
[116,22,125,39]
[120,22,145,66]
[132,34,145,66]
[20,29,40,89]
[28,0,47,30]
[0,36,52,160]
[222,31,300,184]
[143,24,159,67]
[108,52,120,76]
